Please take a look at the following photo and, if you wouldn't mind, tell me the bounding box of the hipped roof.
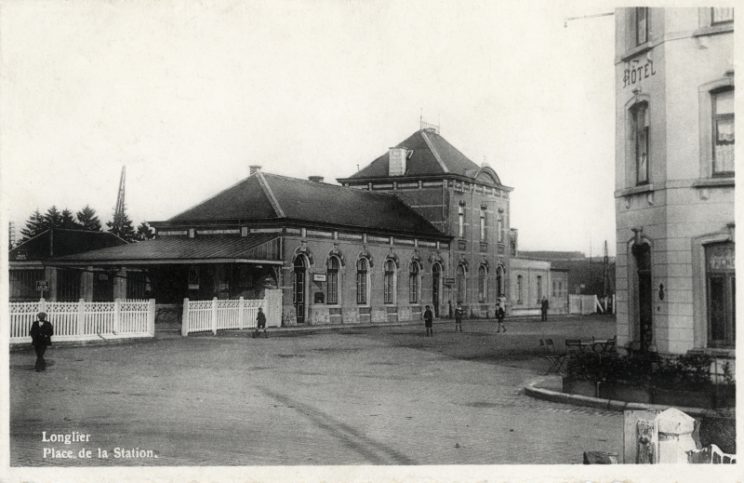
[160,172,446,239]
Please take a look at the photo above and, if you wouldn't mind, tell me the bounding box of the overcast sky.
[1,0,616,255]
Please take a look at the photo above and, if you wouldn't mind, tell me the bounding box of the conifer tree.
[76,205,102,232]
[107,207,136,242]
[19,209,46,241]
[135,222,155,241]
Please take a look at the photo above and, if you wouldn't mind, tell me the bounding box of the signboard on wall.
[443,277,455,286]
[35,280,48,292]
[313,274,327,282]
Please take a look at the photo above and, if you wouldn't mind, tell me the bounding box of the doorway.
[293,256,306,324]
[633,243,653,351]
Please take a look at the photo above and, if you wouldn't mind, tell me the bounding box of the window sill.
[692,24,734,38]
[692,177,735,189]
[615,183,655,198]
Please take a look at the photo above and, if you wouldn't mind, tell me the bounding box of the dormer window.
[388,148,407,176]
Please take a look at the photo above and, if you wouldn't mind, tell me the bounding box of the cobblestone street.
[11,316,620,465]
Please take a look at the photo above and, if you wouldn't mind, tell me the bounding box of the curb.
[9,336,162,352]
[524,377,728,418]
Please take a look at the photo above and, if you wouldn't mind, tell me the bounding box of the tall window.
[496,266,504,297]
[632,102,650,185]
[635,7,649,45]
[497,215,504,243]
[478,265,487,303]
[326,256,340,305]
[516,275,523,304]
[706,242,735,348]
[384,260,396,304]
[711,7,734,25]
[712,88,735,176]
[456,264,466,303]
[356,258,368,305]
[409,262,420,304]
[458,204,465,238]
[479,207,487,241]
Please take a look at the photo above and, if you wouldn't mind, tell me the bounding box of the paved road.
[10,316,621,465]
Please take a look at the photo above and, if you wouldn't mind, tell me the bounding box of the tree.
[61,209,82,229]
[19,209,46,242]
[76,205,102,231]
[135,222,155,241]
[107,207,136,242]
[44,206,63,229]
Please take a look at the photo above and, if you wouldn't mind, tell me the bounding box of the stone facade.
[614,8,735,355]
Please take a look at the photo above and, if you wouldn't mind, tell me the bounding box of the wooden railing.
[181,289,282,336]
[10,298,155,344]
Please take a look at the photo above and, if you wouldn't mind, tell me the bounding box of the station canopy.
[49,233,282,266]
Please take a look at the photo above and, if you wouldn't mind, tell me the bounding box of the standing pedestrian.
[254,307,268,338]
[454,301,464,332]
[423,305,434,337]
[496,302,506,333]
[30,312,53,372]
[541,296,549,322]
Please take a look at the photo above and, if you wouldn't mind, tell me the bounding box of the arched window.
[409,261,420,304]
[384,259,396,304]
[478,265,487,303]
[326,256,340,305]
[516,274,523,305]
[458,204,465,238]
[631,102,650,185]
[356,258,369,305]
[496,266,504,297]
[456,264,467,303]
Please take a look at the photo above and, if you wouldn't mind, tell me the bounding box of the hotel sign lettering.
[622,58,657,89]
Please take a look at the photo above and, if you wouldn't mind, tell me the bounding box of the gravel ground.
[10,315,621,466]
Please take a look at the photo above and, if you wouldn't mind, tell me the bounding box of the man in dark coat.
[30,312,53,372]
[454,301,464,332]
[541,296,549,321]
[423,305,434,337]
[253,307,268,338]
[496,302,506,333]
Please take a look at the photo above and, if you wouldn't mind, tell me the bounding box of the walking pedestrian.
[496,302,506,333]
[454,301,464,332]
[423,305,434,337]
[253,307,268,338]
[30,312,53,372]
[540,296,549,322]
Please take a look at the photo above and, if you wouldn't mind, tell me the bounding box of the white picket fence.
[182,289,281,336]
[10,298,156,344]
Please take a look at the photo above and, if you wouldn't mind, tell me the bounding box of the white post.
[238,297,244,330]
[147,299,156,336]
[38,297,47,315]
[113,298,121,334]
[77,299,85,336]
[212,297,218,335]
[181,298,190,336]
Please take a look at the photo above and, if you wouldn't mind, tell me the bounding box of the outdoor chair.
[591,335,617,354]
[687,444,737,464]
[539,338,566,374]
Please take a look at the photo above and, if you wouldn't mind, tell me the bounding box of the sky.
[1,0,617,255]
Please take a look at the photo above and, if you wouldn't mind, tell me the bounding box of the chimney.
[388,147,407,176]
[249,165,262,176]
[308,176,324,183]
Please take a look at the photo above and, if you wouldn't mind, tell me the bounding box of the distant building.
[338,127,513,318]
[614,8,734,355]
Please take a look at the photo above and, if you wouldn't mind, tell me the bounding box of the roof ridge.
[256,172,286,218]
[420,130,449,173]
[262,172,404,200]
[427,130,480,171]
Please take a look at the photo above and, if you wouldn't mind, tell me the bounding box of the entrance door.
[633,244,653,351]
[293,256,306,324]
[706,242,735,348]
[432,263,441,317]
